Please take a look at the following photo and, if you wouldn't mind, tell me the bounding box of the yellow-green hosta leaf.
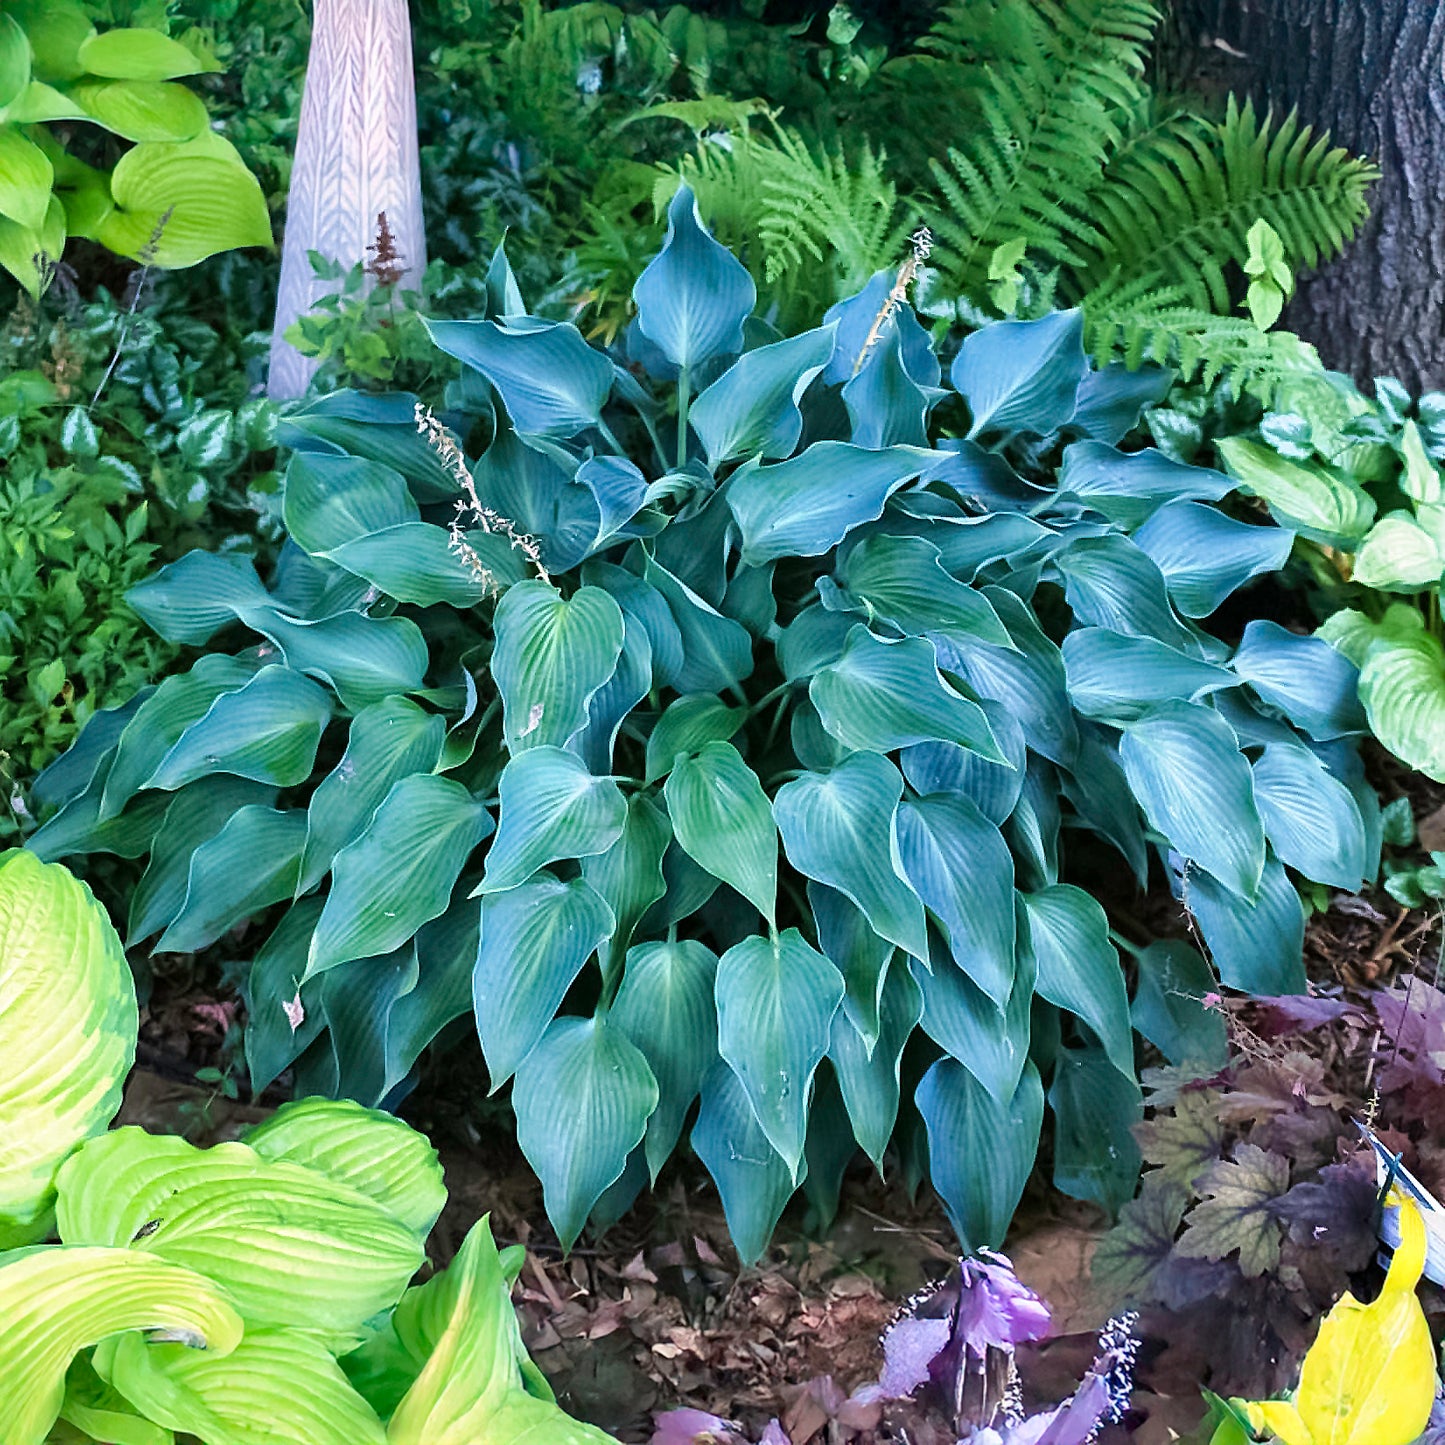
[76,27,218,81]
[0,1244,241,1445]
[5,80,88,122]
[54,1129,426,1337]
[94,1329,386,1445]
[1241,1193,1434,1445]
[1358,613,1445,783]
[0,193,65,296]
[1217,436,1375,548]
[0,850,136,1246]
[98,141,271,265]
[67,79,207,141]
[243,1098,447,1237]
[387,1217,620,1445]
[0,126,53,231]
[59,1355,173,1445]
[1352,513,1443,591]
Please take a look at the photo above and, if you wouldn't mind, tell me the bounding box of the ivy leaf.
[1092,1173,1191,1303]
[1176,1143,1291,1279]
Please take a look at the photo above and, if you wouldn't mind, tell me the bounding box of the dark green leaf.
[1048,1043,1142,1213]
[1130,940,1227,1069]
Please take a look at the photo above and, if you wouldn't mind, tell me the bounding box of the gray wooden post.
[267,0,426,398]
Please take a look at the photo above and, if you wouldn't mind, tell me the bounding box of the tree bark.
[268,0,426,399]
[1164,0,1445,392]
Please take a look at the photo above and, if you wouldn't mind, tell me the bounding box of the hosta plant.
[30,189,1377,1260]
[0,0,271,295]
[0,850,615,1445]
[1216,376,1445,785]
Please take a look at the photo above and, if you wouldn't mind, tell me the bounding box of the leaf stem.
[676,365,691,469]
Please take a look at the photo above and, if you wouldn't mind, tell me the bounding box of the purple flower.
[759,1422,791,1445]
[878,1316,955,1397]
[650,1408,748,1445]
[954,1250,1051,1353]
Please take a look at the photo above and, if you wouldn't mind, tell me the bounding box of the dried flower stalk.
[414,403,549,587]
[852,225,934,377]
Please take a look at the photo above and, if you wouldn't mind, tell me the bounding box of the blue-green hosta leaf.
[423,317,613,436]
[1121,701,1264,899]
[900,702,1027,825]
[1250,742,1368,889]
[126,779,277,946]
[912,938,1034,1103]
[728,443,935,564]
[843,322,932,449]
[31,692,149,815]
[642,554,755,693]
[664,742,777,927]
[1354,513,1445,591]
[823,270,939,386]
[775,751,929,961]
[1056,441,1231,527]
[715,928,844,1177]
[689,324,835,465]
[893,795,1015,1006]
[473,876,615,1087]
[514,1015,659,1250]
[1231,619,1367,739]
[692,1062,800,1267]
[1132,501,1295,619]
[1068,362,1173,445]
[1130,939,1227,1070]
[1021,886,1132,1078]
[1063,628,1235,723]
[0,852,135,1247]
[777,603,855,681]
[940,588,1077,765]
[809,882,894,1052]
[1358,619,1445,782]
[126,550,271,645]
[145,665,333,794]
[94,1329,386,1445]
[1008,754,1062,890]
[55,1129,426,1337]
[633,184,755,371]
[243,900,326,1095]
[916,1058,1044,1250]
[644,694,746,783]
[1052,533,1199,652]
[470,427,597,574]
[479,748,625,895]
[612,940,719,1181]
[283,451,412,555]
[811,628,1006,760]
[582,794,671,985]
[1217,436,1375,547]
[492,580,625,752]
[0,1246,241,1445]
[1180,852,1305,995]
[100,655,258,818]
[838,533,1013,648]
[243,1098,446,1236]
[951,310,1086,443]
[298,697,446,896]
[1047,1042,1142,1212]
[307,775,492,978]
[1059,725,1148,886]
[574,455,650,554]
[828,959,922,1168]
[25,780,168,868]
[385,1216,620,1445]
[155,806,306,954]
[573,609,652,774]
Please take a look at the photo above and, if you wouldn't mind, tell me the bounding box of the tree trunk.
[1164,0,1445,392]
[268,0,426,399]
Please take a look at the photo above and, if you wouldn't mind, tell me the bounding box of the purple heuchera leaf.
[877,1316,953,1397]
[955,1250,1051,1352]
[650,1408,747,1444]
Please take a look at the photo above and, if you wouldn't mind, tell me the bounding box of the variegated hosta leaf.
[387,1217,620,1445]
[93,1328,387,1445]
[54,1130,426,1339]
[0,1245,241,1445]
[242,1098,446,1237]
[0,850,136,1246]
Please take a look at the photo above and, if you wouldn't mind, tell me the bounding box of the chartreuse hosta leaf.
[492,581,625,752]
[1,851,135,1246]
[93,1329,386,1445]
[243,1098,446,1236]
[54,1129,427,1339]
[1217,436,1376,547]
[307,774,492,979]
[386,1216,620,1445]
[715,929,844,1177]
[513,1015,658,1249]
[663,741,778,927]
[0,1245,242,1445]
[1354,608,1445,782]
[59,1354,173,1445]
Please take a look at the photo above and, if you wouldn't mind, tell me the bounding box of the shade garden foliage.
[27,192,1381,1262]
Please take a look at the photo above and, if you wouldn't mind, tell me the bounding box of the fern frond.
[1068,96,1379,311]
[925,0,1161,298]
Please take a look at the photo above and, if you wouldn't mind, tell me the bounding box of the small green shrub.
[0,0,271,295]
[0,849,617,1445]
[31,192,1375,1260]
